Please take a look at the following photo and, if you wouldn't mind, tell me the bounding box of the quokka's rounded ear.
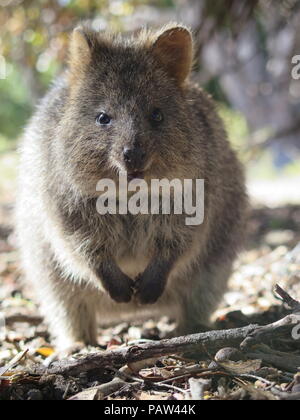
[69,26,94,78]
[152,25,193,86]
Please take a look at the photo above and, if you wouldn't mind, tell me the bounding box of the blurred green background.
[0,0,300,204]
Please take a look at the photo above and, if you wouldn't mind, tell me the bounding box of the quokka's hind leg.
[42,280,98,350]
[23,251,98,350]
[174,263,232,336]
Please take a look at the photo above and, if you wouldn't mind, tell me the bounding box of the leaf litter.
[0,201,299,400]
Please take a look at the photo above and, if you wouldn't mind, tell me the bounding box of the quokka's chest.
[69,207,194,261]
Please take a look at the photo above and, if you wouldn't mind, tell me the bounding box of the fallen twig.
[0,349,29,377]
[30,324,258,376]
[240,285,300,350]
[29,313,299,377]
[5,314,43,326]
[274,284,300,312]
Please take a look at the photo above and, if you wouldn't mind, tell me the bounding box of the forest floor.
[0,165,300,400]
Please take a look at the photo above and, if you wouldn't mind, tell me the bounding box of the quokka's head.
[59,23,203,196]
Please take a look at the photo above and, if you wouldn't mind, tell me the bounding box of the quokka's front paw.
[106,273,135,303]
[134,271,166,304]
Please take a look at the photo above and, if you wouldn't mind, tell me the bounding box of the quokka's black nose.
[123,146,146,170]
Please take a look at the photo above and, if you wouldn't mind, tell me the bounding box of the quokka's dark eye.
[150,108,164,123]
[96,112,111,125]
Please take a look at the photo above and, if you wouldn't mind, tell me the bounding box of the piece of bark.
[188,378,211,400]
[246,350,300,373]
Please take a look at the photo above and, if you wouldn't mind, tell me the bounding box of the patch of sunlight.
[0,151,18,201]
[247,150,277,180]
[284,159,300,177]
[218,105,249,149]
[0,135,16,153]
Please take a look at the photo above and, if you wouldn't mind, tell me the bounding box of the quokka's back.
[16,23,248,349]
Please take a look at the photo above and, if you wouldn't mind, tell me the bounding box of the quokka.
[16,23,248,349]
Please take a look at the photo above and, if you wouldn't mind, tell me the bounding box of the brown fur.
[16,24,248,349]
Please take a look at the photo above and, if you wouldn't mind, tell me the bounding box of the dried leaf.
[218,359,262,375]
[68,388,102,401]
[35,347,55,357]
[106,337,122,350]
[137,391,169,400]
[236,381,278,400]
